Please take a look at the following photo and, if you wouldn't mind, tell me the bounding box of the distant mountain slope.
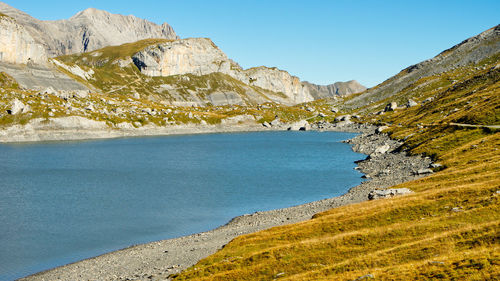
[344,24,500,110]
[54,38,366,106]
[0,2,364,106]
[303,80,367,99]
[0,2,177,58]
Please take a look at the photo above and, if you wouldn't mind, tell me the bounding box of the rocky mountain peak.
[0,1,178,58]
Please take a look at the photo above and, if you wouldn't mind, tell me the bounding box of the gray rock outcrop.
[0,15,47,64]
[132,38,365,105]
[132,38,315,104]
[368,188,413,200]
[287,120,310,131]
[0,62,89,91]
[7,98,30,114]
[384,102,397,112]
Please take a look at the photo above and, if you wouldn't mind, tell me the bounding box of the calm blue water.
[0,131,364,280]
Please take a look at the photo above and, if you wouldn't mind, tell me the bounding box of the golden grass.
[172,58,500,280]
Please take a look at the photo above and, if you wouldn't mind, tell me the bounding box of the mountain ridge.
[344,24,500,111]
[0,2,178,57]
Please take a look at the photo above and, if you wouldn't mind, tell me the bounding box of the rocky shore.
[19,123,433,281]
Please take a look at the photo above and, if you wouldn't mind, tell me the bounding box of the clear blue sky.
[4,0,499,87]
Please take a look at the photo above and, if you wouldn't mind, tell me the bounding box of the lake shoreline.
[19,123,433,281]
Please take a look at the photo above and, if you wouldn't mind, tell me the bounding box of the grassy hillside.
[52,39,290,106]
[171,53,500,280]
[0,70,325,129]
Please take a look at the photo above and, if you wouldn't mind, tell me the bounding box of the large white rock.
[368,188,413,200]
[7,98,30,114]
[287,120,310,131]
[51,59,94,80]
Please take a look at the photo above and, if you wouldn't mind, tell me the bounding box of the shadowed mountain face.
[0,2,178,57]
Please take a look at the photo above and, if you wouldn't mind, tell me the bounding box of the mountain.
[303,80,367,99]
[0,2,177,59]
[0,2,365,108]
[344,24,500,111]
[53,37,365,106]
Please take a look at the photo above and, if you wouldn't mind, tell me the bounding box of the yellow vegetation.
[172,56,500,280]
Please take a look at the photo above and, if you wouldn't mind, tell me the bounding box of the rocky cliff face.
[0,2,178,58]
[132,38,233,77]
[0,15,47,64]
[132,38,364,104]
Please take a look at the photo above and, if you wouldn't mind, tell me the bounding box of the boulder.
[384,102,398,112]
[375,126,389,134]
[262,121,271,128]
[373,144,391,155]
[7,98,30,114]
[416,168,434,175]
[330,107,339,113]
[318,112,326,118]
[423,97,434,103]
[73,90,89,99]
[368,188,413,200]
[335,115,351,122]
[270,117,281,127]
[287,120,310,131]
[407,99,418,107]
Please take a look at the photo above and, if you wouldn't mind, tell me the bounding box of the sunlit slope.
[343,24,499,112]
[53,39,291,106]
[172,41,500,281]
